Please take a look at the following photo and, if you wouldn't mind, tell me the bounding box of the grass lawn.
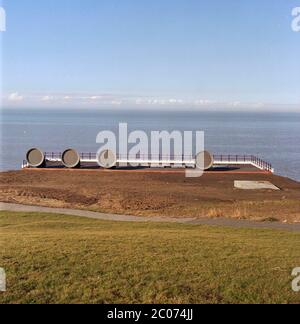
[0,211,300,304]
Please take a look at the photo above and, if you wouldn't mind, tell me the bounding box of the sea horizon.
[1,108,300,181]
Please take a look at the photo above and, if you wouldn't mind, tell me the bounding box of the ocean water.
[1,108,300,181]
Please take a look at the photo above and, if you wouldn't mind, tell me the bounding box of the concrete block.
[234,181,280,190]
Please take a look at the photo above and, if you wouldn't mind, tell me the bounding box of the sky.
[1,0,300,110]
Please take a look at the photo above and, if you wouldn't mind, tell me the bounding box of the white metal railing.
[213,155,274,172]
[22,152,274,173]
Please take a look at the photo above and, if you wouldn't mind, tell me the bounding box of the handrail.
[40,152,273,172]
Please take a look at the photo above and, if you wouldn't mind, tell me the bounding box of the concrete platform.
[23,161,271,174]
[234,181,280,190]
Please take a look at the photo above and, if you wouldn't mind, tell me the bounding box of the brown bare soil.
[1,169,300,223]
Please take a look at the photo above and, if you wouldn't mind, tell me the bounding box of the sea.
[1,108,300,181]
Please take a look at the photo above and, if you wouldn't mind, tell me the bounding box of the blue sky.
[1,0,300,110]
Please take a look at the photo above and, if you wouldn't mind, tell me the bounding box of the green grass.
[1,211,300,304]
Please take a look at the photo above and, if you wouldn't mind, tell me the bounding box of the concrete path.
[1,202,300,232]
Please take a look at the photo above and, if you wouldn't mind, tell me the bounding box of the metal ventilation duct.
[62,149,81,168]
[26,148,45,168]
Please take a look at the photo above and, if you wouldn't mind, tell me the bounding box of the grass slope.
[1,211,300,304]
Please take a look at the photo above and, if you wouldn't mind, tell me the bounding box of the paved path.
[1,202,300,232]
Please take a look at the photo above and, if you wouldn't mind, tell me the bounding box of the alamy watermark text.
[96,123,205,178]
[0,268,6,292]
[0,6,6,32]
[292,267,300,292]
[292,7,300,32]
